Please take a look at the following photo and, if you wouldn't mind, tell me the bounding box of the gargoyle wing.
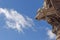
[50,0,60,12]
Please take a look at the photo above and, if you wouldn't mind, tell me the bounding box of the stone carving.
[35,0,60,40]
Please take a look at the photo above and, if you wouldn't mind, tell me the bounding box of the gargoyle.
[35,0,60,40]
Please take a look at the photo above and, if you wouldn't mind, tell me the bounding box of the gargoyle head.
[35,8,46,20]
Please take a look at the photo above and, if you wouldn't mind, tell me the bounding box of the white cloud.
[47,29,56,40]
[0,8,34,32]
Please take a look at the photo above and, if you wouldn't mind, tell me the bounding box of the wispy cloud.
[0,8,34,32]
[0,8,56,40]
[46,28,56,40]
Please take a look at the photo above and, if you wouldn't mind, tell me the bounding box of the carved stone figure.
[35,0,60,40]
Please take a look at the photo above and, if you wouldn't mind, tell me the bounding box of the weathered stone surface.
[35,0,60,40]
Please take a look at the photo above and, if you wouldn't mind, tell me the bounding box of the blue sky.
[0,0,56,40]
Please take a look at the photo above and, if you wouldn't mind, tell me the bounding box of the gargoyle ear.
[45,0,53,8]
[48,0,52,8]
[37,8,43,13]
[37,8,41,12]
